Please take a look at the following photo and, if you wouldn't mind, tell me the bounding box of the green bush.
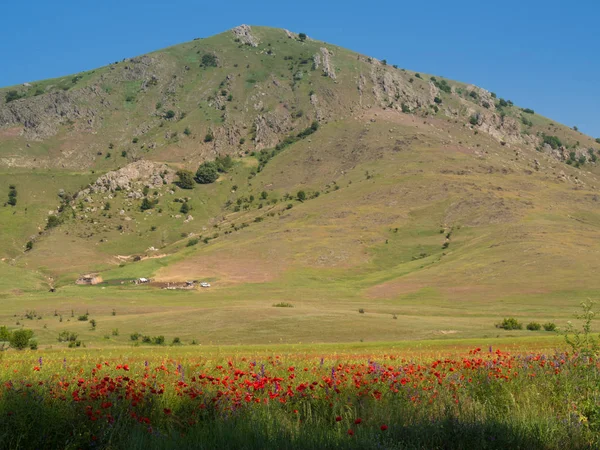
[176,170,195,189]
[469,114,480,126]
[5,90,23,103]
[180,202,190,214]
[140,198,154,211]
[497,317,522,330]
[164,110,175,119]
[204,131,214,143]
[273,302,293,308]
[195,162,219,184]
[58,331,78,343]
[186,238,199,247]
[25,241,33,251]
[9,329,34,350]
[433,97,442,104]
[201,53,218,67]
[432,78,452,93]
[298,33,307,42]
[543,322,556,332]
[522,108,535,114]
[152,335,165,345]
[542,134,562,149]
[297,191,306,202]
[526,322,541,331]
[46,215,61,229]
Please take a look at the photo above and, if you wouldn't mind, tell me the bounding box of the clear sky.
[1,0,598,137]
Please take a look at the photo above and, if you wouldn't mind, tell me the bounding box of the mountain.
[1,25,599,345]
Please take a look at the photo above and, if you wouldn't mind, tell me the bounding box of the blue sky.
[1,0,598,137]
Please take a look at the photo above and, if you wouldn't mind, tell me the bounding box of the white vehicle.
[200,282,211,288]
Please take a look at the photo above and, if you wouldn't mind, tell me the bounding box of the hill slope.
[1,25,600,346]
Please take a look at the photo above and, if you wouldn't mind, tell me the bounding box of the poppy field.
[1,343,600,449]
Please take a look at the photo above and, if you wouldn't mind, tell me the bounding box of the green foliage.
[180,202,190,214]
[542,134,562,149]
[298,33,307,42]
[25,241,33,251]
[433,97,442,104]
[46,215,61,230]
[164,110,176,119]
[195,162,219,184]
[496,317,522,330]
[273,302,294,307]
[563,301,600,357]
[521,116,533,127]
[214,155,233,173]
[201,53,218,67]
[469,91,479,100]
[432,78,452,93]
[522,108,535,114]
[140,198,154,211]
[469,114,480,126]
[186,238,199,247]
[176,170,195,189]
[497,98,509,108]
[58,331,78,342]
[415,73,421,79]
[543,322,557,332]
[204,131,214,142]
[5,90,24,103]
[596,138,600,144]
[401,104,411,114]
[183,127,191,136]
[9,329,34,350]
[526,322,541,331]
[297,191,306,202]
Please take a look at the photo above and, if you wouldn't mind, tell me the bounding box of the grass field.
[1,335,599,449]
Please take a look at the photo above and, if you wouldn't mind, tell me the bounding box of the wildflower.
[33,366,40,372]
[163,408,172,415]
[354,418,362,425]
[380,424,388,431]
[335,416,342,422]
[347,429,354,436]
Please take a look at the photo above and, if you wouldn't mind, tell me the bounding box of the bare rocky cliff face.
[0,89,102,140]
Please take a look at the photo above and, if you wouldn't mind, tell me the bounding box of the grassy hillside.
[1,26,600,348]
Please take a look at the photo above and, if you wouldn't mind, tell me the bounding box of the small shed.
[76,274,103,285]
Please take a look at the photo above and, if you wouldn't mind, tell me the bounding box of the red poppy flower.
[354,418,362,425]
[335,416,342,422]
[163,408,172,415]
[380,424,388,431]
[347,429,354,436]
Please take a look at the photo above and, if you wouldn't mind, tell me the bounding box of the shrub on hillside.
[186,238,199,247]
[180,202,190,214]
[542,134,562,149]
[195,162,219,184]
[497,317,523,330]
[164,110,176,119]
[46,215,61,229]
[140,198,154,211]
[176,170,195,189]
[469,114,480,126]
[522,108,535,114]
[543,322,557,332]
[9,329,34,350]
[526,322,541,331]
[201,53,218,67]
[434,97,442,104]
[5,90,23,103]
[298,33,307,42]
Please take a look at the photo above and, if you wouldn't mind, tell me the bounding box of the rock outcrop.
[231,25,259,47]
[313,48,336,80]
[78,160,175,197]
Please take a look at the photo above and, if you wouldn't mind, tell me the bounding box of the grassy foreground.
[1,337,599,449]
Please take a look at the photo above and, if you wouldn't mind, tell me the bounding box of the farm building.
[76,274,103,285]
